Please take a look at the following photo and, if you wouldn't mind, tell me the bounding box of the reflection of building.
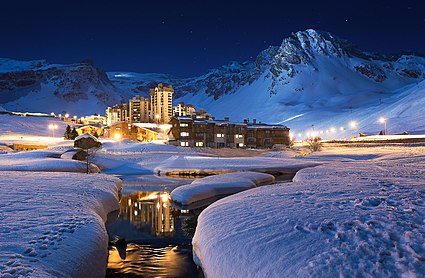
[129,96,150,123]
[120,192,174,237]
[150,83,173,124]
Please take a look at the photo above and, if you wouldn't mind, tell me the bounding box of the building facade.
[129,95,150,123]
[104,122,158,142]
[150,83,173,124]
[173,102,197,117]
[170,117,290,148]
[106,104,129,125]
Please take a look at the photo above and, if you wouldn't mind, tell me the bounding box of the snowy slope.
[0,59,123,116]
[110,30,425,136]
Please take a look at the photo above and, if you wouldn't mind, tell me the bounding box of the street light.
[65,113,69,118]
[349,121,357,129]
[155,114,160,126]
[48,124,58,137]
[379,117,387,135]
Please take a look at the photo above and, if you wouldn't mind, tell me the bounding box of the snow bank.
[193,147,425,277]
[0,172,122,277]
[0,150,99,173]
[171,172,275,205]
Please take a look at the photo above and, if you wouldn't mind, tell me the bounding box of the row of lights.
[291,117,388,141]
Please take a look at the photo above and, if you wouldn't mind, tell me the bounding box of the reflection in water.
[106,191,203,277]
[120,192,174,237]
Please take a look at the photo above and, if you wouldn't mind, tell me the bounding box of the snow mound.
[0,172,122,277]
[171,172,274,205]
[193,151,425,277]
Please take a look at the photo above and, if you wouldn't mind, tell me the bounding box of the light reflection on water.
[106,191,203,277]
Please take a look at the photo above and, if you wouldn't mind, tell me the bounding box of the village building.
[245,119,291,148]
[129,95,150,123]
[150,83,173,124]
[106,104,129,125]
[81,115,106,125]
[104,122,158,142]
[169,117,289,148]
[173,102,197,117]
[75,124,104,137]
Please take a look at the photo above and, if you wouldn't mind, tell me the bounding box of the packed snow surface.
[0,172,122,277]
[171,172,275,205]
[193,146,425,277]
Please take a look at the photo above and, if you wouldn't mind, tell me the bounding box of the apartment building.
[170,117,290,148]
[150,83,173,124]
[105,104,129,125]
[129,95,150,123]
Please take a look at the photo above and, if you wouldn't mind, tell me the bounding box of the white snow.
[192,146,425,277]
[171,172,275,205]
[75,133,100,142]
[0,172,122,277]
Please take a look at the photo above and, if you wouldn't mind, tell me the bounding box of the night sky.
[1,0,425,77]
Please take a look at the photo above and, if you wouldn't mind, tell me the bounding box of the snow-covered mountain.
[1,29,425,135]
[109,29,425,135]
[0,58,123,116]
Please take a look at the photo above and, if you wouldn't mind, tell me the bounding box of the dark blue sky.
[1,0,424,77]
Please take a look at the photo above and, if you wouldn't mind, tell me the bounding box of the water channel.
[106,175,204,277]
[105,173,294,277]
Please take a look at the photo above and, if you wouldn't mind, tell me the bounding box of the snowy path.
[193,146,425,277]
[0,172,121,277]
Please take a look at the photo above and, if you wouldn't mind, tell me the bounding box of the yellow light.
[114,133,121,140]
[349,121,357,129]
[340,127,345,131]
[330,127,336,133]
[65,113,69,118]
[160,193,169,203]
[73,116,77,119]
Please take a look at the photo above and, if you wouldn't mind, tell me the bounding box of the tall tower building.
[150,83,173,124]
[129,95,150,123]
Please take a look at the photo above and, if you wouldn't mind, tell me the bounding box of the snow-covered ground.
[171,172,275,205]
[1,114,425,277]
[0,172,121,277]
[192,145,425,277]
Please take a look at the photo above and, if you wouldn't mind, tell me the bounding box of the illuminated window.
[196,141,204,147]
[216,133,224,138]
[180,123,189,127]
[235,134,243,139]
[180,141,189,147]
[180,132,189,137]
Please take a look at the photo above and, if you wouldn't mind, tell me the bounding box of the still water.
[106,191,204,277]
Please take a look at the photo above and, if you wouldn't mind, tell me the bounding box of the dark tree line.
[64,125,79,140]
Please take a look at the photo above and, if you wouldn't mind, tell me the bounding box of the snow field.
[0,172,122,277]
[193,147,425,277]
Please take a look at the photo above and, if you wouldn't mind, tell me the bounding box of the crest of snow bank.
[0,172,122,277]
[171,172,275,205]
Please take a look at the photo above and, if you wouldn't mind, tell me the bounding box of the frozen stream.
[105,175,203,277]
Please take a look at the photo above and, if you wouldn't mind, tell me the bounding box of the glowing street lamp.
[114,133,121,140]
[48,124,58,137]
[65,113,69,118]
[155,114,160,125]
[349,121,357,129]
[379,117,387,135]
